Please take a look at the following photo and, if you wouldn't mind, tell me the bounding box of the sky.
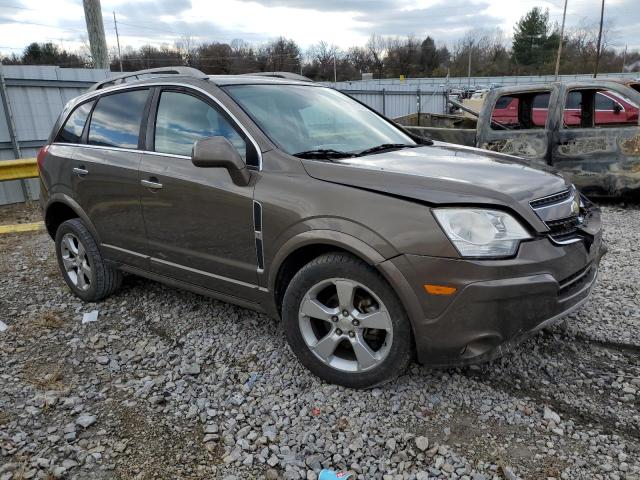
[0,0,638,59]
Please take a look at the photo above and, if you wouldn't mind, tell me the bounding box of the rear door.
[139,86,259,297]
[72,88,150,267]
[476,89,555,168]
[552,85,640,196]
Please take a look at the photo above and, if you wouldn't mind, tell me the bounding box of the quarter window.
[88,89,148,149]
[154,91,246,159]
[56,101,93,143]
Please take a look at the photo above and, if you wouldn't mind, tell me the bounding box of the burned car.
[403,81,640,198]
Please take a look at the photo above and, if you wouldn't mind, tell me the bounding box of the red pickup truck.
[493,90,639,128]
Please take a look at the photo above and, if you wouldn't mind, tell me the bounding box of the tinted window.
[154,91,246,159]
[491,92,549,130]
[533,93,550,109]
[595,92,616,110]
[565,91,582,109]
[88,89,148,148]
[495,96,515,109]
[56,102,93,143]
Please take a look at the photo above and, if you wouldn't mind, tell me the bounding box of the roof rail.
[240,72,314,83]
[89,66,207,91]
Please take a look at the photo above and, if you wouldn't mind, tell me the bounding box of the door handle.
[141,178,163,190]
[72,167,88,176]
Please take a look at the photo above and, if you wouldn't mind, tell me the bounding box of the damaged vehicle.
[39,67,605,389]
[401,81,640,198]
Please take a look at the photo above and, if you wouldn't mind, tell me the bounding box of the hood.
[302,142,571,231]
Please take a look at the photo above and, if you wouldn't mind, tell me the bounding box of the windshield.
[223,84,415,156]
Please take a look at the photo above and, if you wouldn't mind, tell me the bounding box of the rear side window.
[153,91,246,159]
[491,92,550,130]
[88,89,148,149]
[56,101,93,143]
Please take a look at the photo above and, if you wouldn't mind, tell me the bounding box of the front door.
[72,88,150,268]
[551,86,640,196]
[139,87,258,297]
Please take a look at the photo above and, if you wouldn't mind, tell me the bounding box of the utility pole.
[554,0,568,81]
[113,11,123,72]
[333,54,337,83]
[593,0,605,78]
[467,41,473,89]
[82,0,109,69]
[622,44,627,73]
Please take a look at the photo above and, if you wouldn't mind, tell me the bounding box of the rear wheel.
[55,219,122,302]
[282,252,413,389]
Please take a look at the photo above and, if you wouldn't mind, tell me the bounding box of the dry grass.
[21,361,65,391]
[12,311,65,338]
[33,311,64,329]
[0,409,10,425]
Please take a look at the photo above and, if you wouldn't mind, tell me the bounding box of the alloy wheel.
[298,278,393,372]
[60,233,92,291]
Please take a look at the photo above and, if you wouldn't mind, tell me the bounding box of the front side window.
[56,101,94,143]
[564,89,639,128]
[153,91,246,159]
[223,85,414,155]
[88,89,148,149]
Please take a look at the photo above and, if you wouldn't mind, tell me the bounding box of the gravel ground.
[0,204,638,480]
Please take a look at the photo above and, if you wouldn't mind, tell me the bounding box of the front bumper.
[385,227,605,367]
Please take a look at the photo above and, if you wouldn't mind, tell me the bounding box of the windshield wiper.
[355,143,418,157]
[293,149,355,159]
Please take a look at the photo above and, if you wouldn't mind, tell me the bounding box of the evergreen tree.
[512,8,557,71]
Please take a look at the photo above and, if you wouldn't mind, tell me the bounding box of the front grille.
[558,263,594,296]
[530,187,585,244]
[530,189,572,209]
[546,215,581,242]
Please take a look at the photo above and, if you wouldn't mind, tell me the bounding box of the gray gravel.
[0,204,638,479]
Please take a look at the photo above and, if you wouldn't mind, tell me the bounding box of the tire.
[54,218,122,302]
[282,252,414,389]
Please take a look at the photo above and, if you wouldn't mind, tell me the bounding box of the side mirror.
[191,136,251,186]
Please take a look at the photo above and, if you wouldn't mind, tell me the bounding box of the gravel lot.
[0,204,638,480]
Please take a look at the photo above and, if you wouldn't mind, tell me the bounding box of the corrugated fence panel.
[0,66,110,205]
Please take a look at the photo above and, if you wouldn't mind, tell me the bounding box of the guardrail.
[0,158,43,234]
[0,158,38,182]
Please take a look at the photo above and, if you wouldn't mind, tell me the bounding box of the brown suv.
[38,67,605,388]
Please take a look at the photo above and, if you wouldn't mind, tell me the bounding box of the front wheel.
[282,252,414,389]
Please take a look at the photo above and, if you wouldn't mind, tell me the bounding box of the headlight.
[433,208,531,257]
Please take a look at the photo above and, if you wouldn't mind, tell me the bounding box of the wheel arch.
[270,230,400,311]
[44,193,100,243]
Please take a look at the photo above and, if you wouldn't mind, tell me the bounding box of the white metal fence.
[334,85,447,119]
[329,72,638,89]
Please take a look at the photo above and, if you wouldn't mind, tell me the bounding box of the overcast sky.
[0,0,638,58]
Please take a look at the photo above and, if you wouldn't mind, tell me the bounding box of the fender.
[267,229,387,293]
[44,192,101,244]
